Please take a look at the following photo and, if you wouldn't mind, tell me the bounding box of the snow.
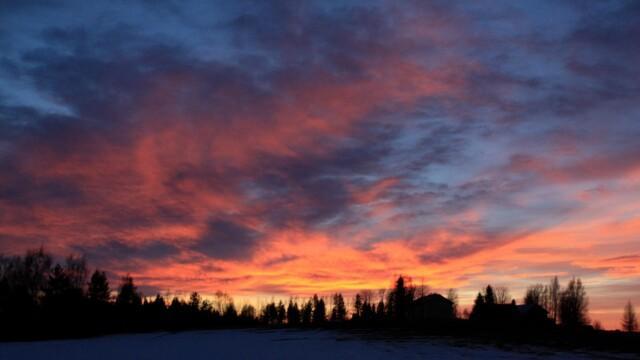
[0,329,627,359]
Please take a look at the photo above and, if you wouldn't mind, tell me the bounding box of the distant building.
[411,294,455,320]
[471,302,551,328]
[515,304,550,326]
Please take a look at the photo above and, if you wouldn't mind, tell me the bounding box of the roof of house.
[413,293,453,305]
[516,304,548,315]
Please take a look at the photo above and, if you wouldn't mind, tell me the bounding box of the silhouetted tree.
[387,276,415,322]
[474,292,485,308]
[87,270,110,304]
[312,295,326,324]
[213,291,232,315]
[548,276,560,324]
[149,293,166,317]
[494,286,511,304]
[47,259,84,307]
[559,277,588,328]
[0,256,13,317]
[115,275,141,308]
[301,300,313,325]
[142,294,166,328]
[286,299,300,325]
[484,285,496,305]
[223,303,238,321]
[64,255,87,291]
[361,301,375,321]
[416,278,430,298]
[166,296,186,328]
[239,304,256,321]
[447,289,459,318]
[6,247,53,313]
[169,296,182,312]
[11,247,640,343]
[470,292,485,320]
[202,299,214,313]
[524,284,546,307]
[25,247,53,297]
[358,291,377,321]
[330,293,347,322]
[376,299,385,320]
[261,302,278,325]
[44,264,74,309]
[153,294,166,308]
[353,294,363,320]
[189,292,201,311]
[41,260,88,336]
[622,301,638,332]
[276,300,286,324]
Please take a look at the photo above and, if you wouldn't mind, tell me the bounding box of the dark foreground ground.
[0,329,637,360]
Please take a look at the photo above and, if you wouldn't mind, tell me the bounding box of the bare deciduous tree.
[361,289,374,304]
[447,288,459,317]
[524,284,546,306]
[65,255,87,291]
[548,276,560,323]
[213,291,233,315]
[559,277,588,328]
[494,286,511,304]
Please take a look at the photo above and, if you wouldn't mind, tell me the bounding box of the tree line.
[0,248,638,341]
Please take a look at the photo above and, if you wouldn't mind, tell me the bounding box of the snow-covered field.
[0,329,631,360]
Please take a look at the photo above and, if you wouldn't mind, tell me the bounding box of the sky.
[1,0,639,329]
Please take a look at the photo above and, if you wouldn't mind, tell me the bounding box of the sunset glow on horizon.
[1,0,639,330]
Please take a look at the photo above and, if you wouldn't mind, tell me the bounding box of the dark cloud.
[245,283,290,295]
[490,260,611,280]
[191,219,262,260]
[0,171,85,207]
[74,240,181,266]
[603,255,640,263]
[262,255,299,268]
[418,229,534,264]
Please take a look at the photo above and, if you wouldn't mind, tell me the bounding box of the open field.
[0,329,635,360]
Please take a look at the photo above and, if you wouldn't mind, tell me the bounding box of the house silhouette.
[411,293,455,320]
